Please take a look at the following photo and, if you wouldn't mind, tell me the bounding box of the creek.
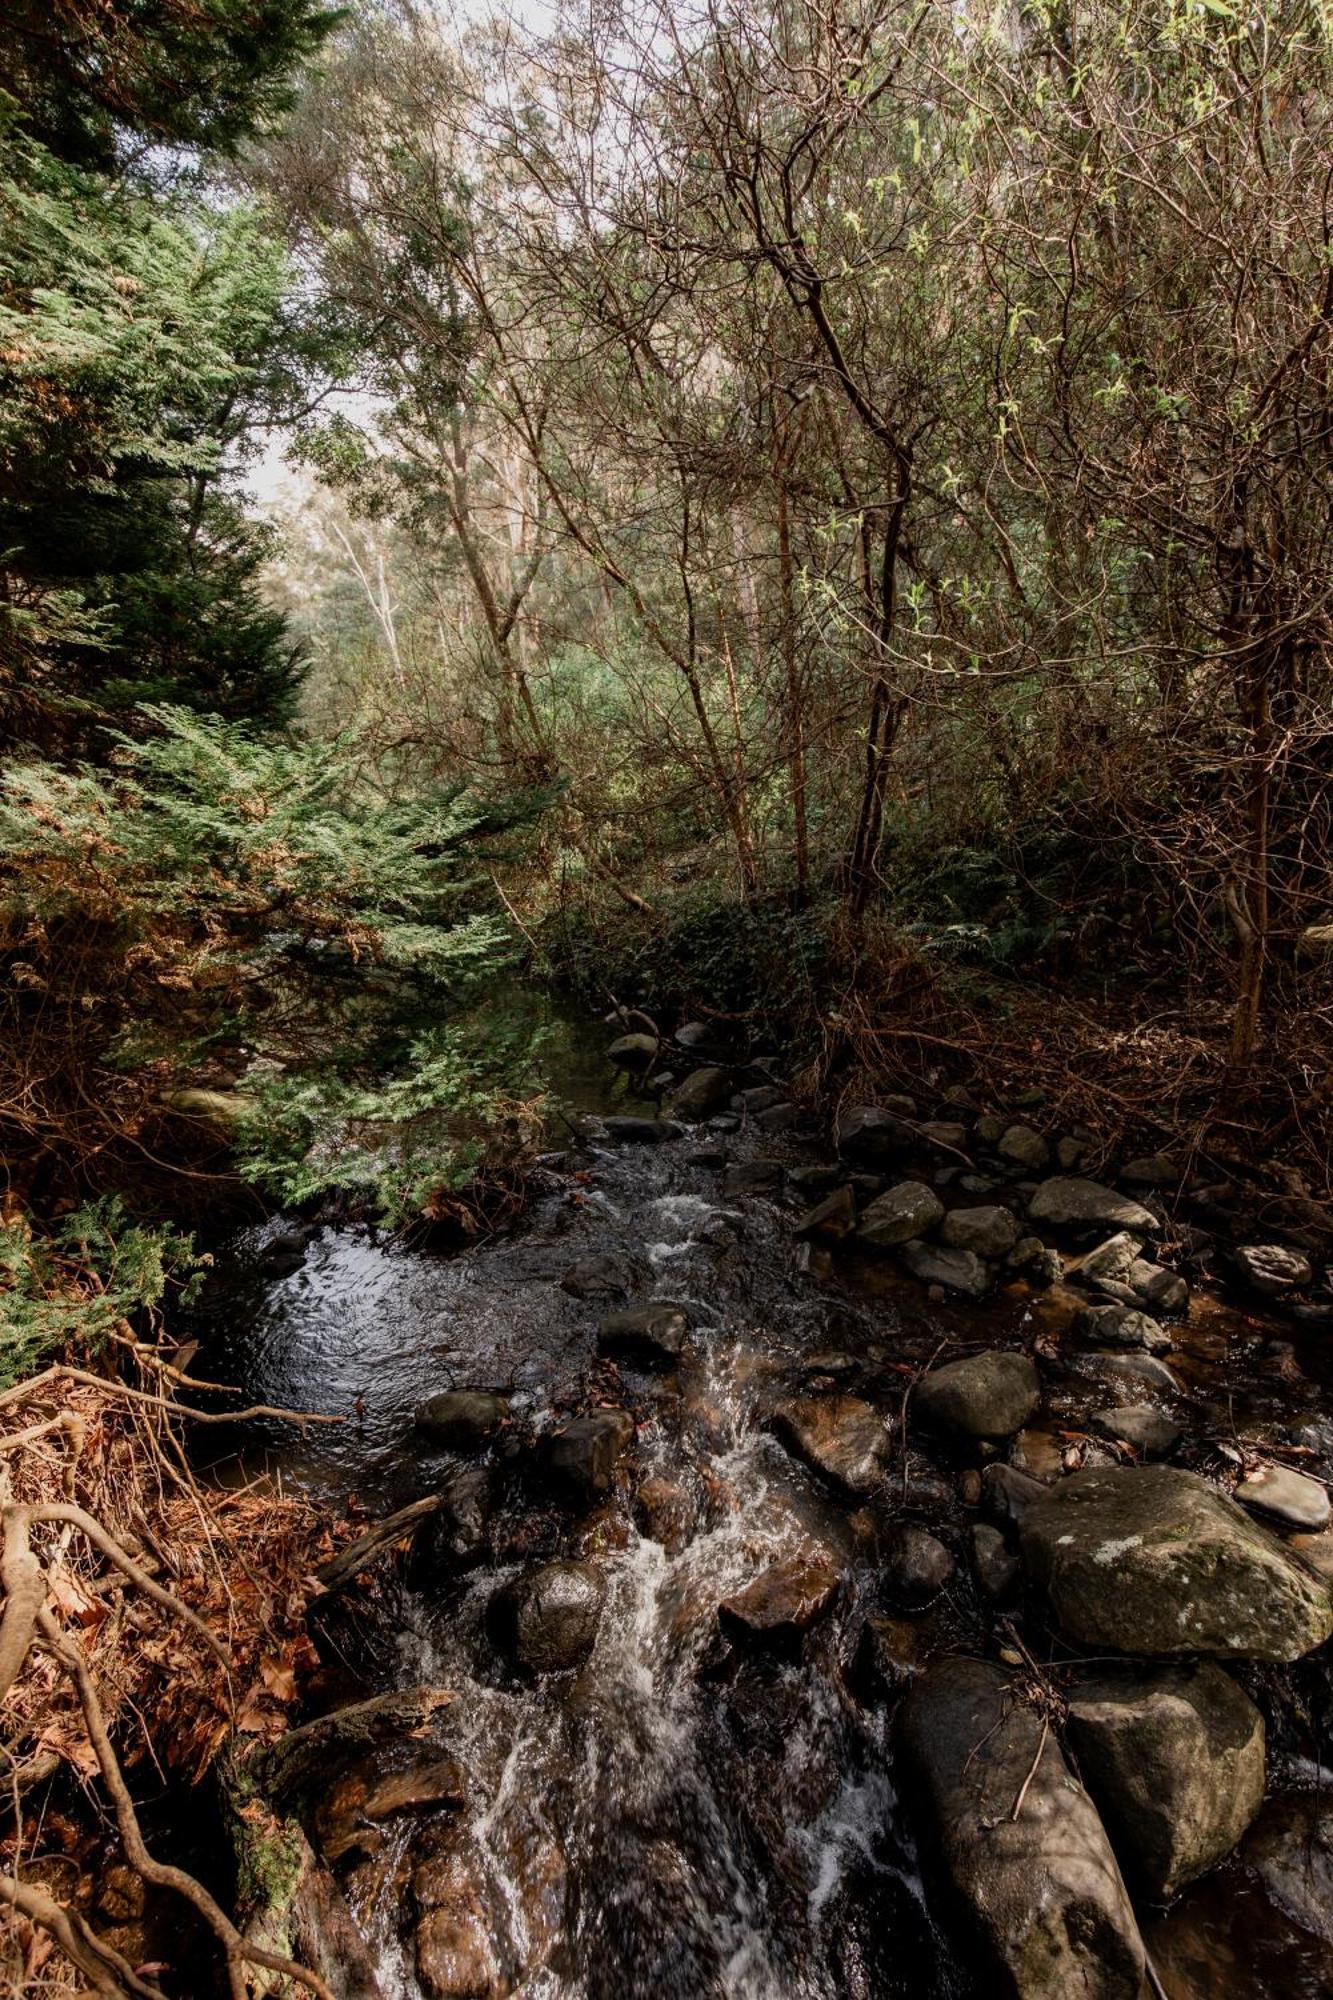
[191,991,1333,2000]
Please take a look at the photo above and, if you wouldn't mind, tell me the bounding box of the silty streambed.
[193,1013,1333,2000]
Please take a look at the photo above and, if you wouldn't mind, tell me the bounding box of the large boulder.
[671,1066,731,1120]
[1020,1465,1333,1661]
[898,1658,1146,2000]
[769,1394,889,1495]
[1066,1664,1265,1899]
[607,1032,658,1072]
[939,1205,1023,1259]
[856,1180,943,1248]
[489,1560,606,1674]
[915,1351,1041,1440]
[1028,1178,1160,1237]
[542,1409,635,1503]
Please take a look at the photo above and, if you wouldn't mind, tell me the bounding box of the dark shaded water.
[193,993,1333,2000]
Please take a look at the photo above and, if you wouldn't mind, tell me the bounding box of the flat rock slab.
[898,1658,1146,2000]
[1021,1465,1333,1661]
[1234,1461,1332,1532]
[915,1351,1041,1439]
[1029,1177,1160,1237]
[597,1303,692,1364]
[770,1394,889,1495]
[1067,1663,1265,1898]
[1090,1406,1182,1459]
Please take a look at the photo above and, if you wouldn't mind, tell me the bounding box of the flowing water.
[193,993,1333,2000]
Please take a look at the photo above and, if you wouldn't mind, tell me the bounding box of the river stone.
[1066,1664,1265,1898]
[970,1523,1021,1601]
[1082,1350,1181,1393]
[1078,1233,1143,1286]
[770,1394,889,1495]
[1120,1153,1178,1187]
[1006,1236,1063,1287]
[939,1205,1022,1258]
[601,1115,683,1145]
[898,1658,1146,2000]
[1246,1795,1333,1944]
[597,1303,691,1365]
[918,1119,969,1152]
[856,1180,943,1248]
[1233,1461,1332,1532]
[794,1184,858,1241]
[413,1852,503,1999]
[489,1560,606,1674]
[607,1031,658,1072]
[543,1409,635,1503]
[835,1103,916,1166]
[1076,1303,1172,1354]
[671,1066,731,1119]
[981,1462,1049,1526]
[881,1522,954,1605]
[915,1351,1041,1440]
[998,1123,1050,1170]
[560,1252,645,1299]
[634,1475,697,1554]
[718,1555,838,1650]
[1029,1178,1161,1237]
[1233,1243,1314,1294]
[722,1158,784,1198]
[415,1391,509,1450]
[1089,1407,1181,1459]
[1020,1465,1333,1660]
[899,1241,990,1297]
[1126,1259,1189,1316]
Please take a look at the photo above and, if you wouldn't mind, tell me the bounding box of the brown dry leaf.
[259,1654,298,1702]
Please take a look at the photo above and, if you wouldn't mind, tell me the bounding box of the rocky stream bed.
[193,1007,1333,2000]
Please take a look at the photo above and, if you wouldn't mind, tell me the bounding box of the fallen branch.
[314,1493,442,1590]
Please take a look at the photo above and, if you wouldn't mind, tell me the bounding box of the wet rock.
[899,1241,990,1297]
[597,1302,691,1365]
[1082,1350,1181,1393]
[601,1115,683,1145]
[899,1657,1146,2000]
[970,1523,1020,1602]
[755,1100,799,1133]
[914,1351,1041,1440]
[671,1066,731,1119]
[1005,1236,1063,1287]
[722,1158,784,1198]
[881,1522,954,1605]
[1067,1663,1264,1900]
[793,1240,833,1279]
[559,1252,645,1299]
[960,1172,999,1195]
[607,1031,658,1072]
[835,1103,916,1167]
[718,1555,838,1650]
[1290,1413,1333,1458]
[413,1853,504,1999]
[261,1225,311,1275]
[786,1161,842,1195]
[939,1205,1022,1258]
[1234,1461,1332,1532]
[1028,1177,1161,1237]
[769,1394,889,1495]
[998,1123,1050,1170]
[1089,1406,1181,1458]
[415,1391,509,1450]
[1233,1243,1314,1295]
[417,1465,497,1572]
[489,1560,606,1673]
[981,1462,1049,1526]
[1010,1429,1064,1483]
[855,1179,943,1248]
[1076,1303,1172,1354]
[634,1475,697,1553]
[1246,1795,1333,1944]
[1020,1465,1333,1660]
[542,1409,635,1503]
[684,1144,727,1170]
[856,1612,929,1694]
[794,1184,857,1240]
[736,1082,783,1113]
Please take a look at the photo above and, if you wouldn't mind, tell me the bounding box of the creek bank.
[193,998,1333,2000]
